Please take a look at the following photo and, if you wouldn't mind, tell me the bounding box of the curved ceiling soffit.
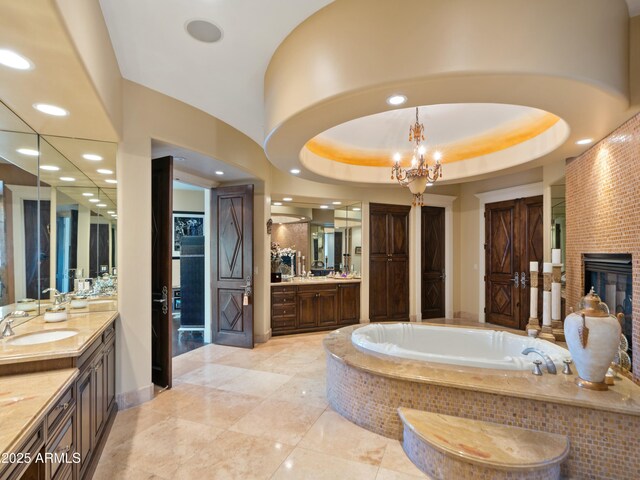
[263,0,630,185]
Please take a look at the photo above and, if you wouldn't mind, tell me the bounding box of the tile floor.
[94,332,430,479]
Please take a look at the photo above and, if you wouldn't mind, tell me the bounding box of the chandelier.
[391,107,442,206]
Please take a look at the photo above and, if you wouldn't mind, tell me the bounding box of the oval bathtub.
[351,323,569,371]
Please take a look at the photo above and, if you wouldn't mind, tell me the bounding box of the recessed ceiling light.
[185,19,223,43]
[283,197,293,202]
[111,214,117,218]
[89,199,100,203]
[300,217,305,220]
[386,94,407,106]
[83,153,102,161]
[576,138,593,145]
[290,168,300,175]
[33,103,68,117]
[39,165,59,171]
[332,201,342,205]
[320,205,329,209]
[97,168,113,175]
[0,49,33,70]
[105,179,117,184]
[82,192,94,197]
[426,182,434,187]
[107,211,115,214]
[17,148,39,156]
[353,207,361,211]
[60,176,75,182]
[215,170,224,175]
[96,203,107,207]
[273,202,282,206]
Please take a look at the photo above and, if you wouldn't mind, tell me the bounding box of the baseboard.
[454,311,479,321]
[115,383,154,410]
[255,329,272,344]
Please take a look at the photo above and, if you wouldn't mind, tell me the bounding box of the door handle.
[243,276,252,306]
[153,286,168,315]
[521,271,527,289]
[440,270,446,280]
[513,272,519,289]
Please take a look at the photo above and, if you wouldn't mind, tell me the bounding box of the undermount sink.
[6,329,78,346]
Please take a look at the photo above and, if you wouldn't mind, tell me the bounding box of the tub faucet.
[522,347,557,374]
[1,311,28,338]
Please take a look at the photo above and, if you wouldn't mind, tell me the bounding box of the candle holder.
[540,263,556,342]
[526,269,541,337]
[551,264,565,342]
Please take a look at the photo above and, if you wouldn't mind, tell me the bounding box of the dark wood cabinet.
[338,283,360,325]
[77,325,116,480]
[369,203,410,322]
[272,283,360,335]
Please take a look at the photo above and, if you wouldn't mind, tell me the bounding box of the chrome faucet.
[522,347,557,374]
[1,311,28,338]
[42,288,68,308]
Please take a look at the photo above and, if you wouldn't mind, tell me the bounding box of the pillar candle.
[530,261,538,272]
[530,287,538,318]
[551,249,561,265]
[551,282,561,320]
[543,262,552,273]
[543,291,552,326]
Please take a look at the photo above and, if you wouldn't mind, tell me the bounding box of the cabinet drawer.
[297,284,338,293]
[272,316,296,330]
[48,415,74,479]
[272,286,296,294]
[103,322,115,342]
[46,385,74,434]
[272,304,296,317]
[272,292,296,305]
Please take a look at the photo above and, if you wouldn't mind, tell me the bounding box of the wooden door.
[151,156,173,387]
[485,196,543,329]
[518,196,544,329]
[369,203,410,322]
[212,185,254,348]
[421,206,445,319]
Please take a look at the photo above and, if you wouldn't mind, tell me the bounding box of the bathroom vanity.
[0,311,117,480]
[271,279,360,335]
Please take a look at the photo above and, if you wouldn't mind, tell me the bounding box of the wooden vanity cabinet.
[76,323,116,480]
[271,283,359,335]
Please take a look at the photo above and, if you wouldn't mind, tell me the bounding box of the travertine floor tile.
[298,410,388,465]
[171,430,293,480]
[271,447,379,480]
[175,363,249,388]
[267,375,328,408]
[376,467,432,480]
[229,398,324,445]
[93,459,162,480]
[380,441,430,477]
[216,369,292,397]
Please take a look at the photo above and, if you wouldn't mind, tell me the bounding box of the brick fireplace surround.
[566,113,640,381]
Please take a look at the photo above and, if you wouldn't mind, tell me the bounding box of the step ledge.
[398,408,569,471]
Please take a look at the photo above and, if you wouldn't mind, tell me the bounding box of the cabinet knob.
[55,402,70,411]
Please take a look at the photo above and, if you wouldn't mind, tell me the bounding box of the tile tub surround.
[398,409,569,480]
[0,310,118,365]
[325,324,640,479]
[0,368,77,456]
[565,112,640,380]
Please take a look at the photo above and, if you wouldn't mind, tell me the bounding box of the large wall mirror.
[271,201,362,276]
[0,100,117,324]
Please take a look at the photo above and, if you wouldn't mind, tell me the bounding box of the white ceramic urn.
[564,288,621,390]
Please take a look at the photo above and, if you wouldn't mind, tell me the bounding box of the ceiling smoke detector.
[185,20,223,43]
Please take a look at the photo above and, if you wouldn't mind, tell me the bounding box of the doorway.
[421,206,445,319]
[484,195,543,329]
